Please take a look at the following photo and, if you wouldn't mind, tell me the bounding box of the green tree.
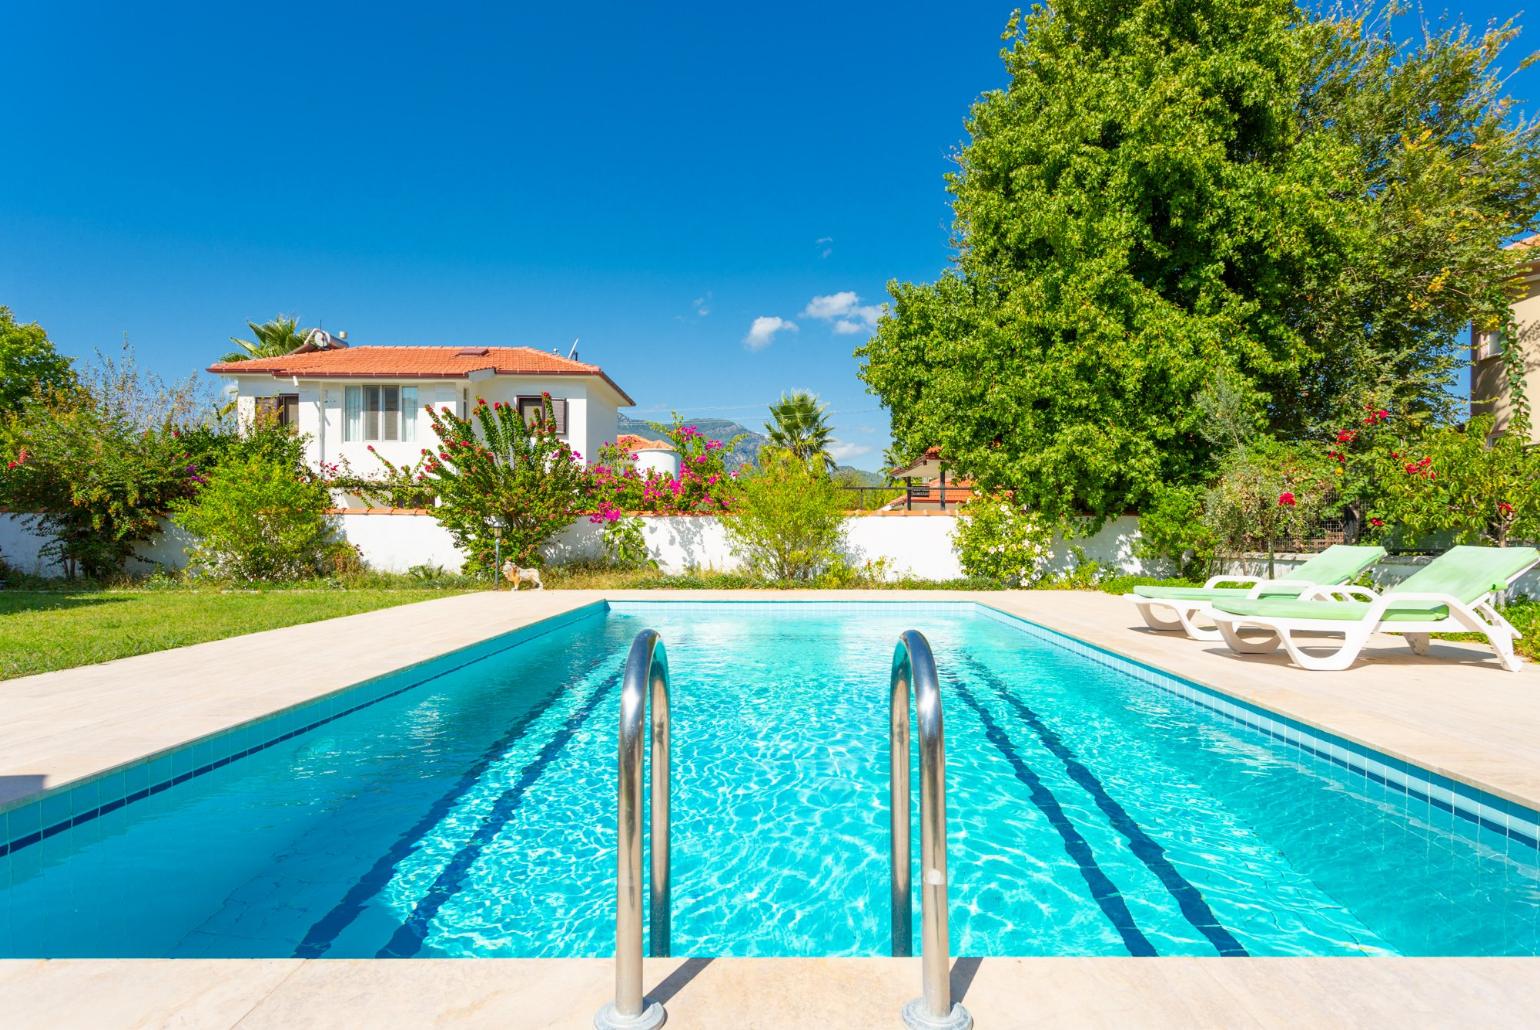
[765,392,835,473]
[369,394,588,571]
[722,448,847,580]
[222,315,310,362]
[0,307,75,415]
[859,1,1540,522]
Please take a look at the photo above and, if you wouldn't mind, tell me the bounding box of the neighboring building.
[208,344,634,474]
[882,448,976,512]
[1471,234,1540,441]
[615,433,679,478]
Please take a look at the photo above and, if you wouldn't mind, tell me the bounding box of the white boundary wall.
[0,512,1151,581]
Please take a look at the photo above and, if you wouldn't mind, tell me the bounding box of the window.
[1480,331,1506,361]
[516,395,568,435]
[254,393,299,431]
[344,385,418,442]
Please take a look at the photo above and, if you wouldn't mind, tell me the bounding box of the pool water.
[3,602,1538,958]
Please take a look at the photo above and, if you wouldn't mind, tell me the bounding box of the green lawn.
[0,587,474,680]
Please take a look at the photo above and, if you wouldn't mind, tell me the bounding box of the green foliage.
[1135,483,1217,578]
[222,315,310,363]
[1202,439,1333,573]
[722,448,847,581]
[370,395,588,571]
[1350,415,1540,548]
[860,0,1540,522]
[593,418,738,512]
[952,492,1055,586]
[765,391,835,473]
[172,451,336,580]
[590,505,653,570]
[0,307,75,416]
[0,352,215,578]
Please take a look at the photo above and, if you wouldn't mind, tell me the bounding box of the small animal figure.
[501,561,543,590]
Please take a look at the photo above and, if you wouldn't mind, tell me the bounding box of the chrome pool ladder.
[594,629,671,1030]
[890,630,972,1030]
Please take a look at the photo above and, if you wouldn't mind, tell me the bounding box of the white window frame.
[344,384,418,442]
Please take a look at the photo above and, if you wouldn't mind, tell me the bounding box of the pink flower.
[705,439,722,451]
[1277,491,1296,507]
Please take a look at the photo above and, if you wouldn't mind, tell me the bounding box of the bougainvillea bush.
[0,387,213,578]
[369,395,587,571]
[591,419,739,514]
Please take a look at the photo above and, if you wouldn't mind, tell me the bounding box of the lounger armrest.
[1245,579,1316,599]
[1204,574,1265,589]
[1300,584,1379,603]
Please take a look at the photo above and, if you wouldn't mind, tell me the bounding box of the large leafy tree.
[765,391,835,473]
[222,315,310,362]
[860,1,1540,521]
[0,307,75,415]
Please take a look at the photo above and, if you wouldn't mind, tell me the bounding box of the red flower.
[1277,491,1296,507]
[1336,429,1356,444]
[1370,517,1385,528]
[1498,501,1515,517]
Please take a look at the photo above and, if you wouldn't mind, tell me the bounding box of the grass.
[0,582,477,680]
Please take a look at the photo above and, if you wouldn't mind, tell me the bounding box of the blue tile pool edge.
[0,600,610,857]
[971,601,1540,852]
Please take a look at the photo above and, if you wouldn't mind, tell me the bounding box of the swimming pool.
[2,600,1537,958]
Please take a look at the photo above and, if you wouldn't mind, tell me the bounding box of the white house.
[615,432,680,478]
[208,343,634,477]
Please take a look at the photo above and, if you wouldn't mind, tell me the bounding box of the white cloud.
[802,291,884,334]
[743,315,797,351]
[817,236,834,258]
[829,440,872,462]
[692,293,711,317]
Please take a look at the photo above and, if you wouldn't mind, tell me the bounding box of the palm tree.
[221,315,309,362]
[765,391,835,473]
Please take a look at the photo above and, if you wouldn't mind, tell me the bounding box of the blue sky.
[0,1,1532,470]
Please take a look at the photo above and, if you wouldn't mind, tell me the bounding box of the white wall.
[0,511,1153,582]
[0,515,193,577]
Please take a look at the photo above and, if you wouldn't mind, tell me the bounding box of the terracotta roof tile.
[207,346,633,404]
[616,433,674,452]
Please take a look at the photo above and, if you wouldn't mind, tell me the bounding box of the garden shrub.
[590,502,653,569]
[592,418,739,513]
[722,448,847,581]
[173,451,335,580]
[0,367,212,579]
[1136,483,1216,579]
[952,492,1054,586]
[369,394,587,572]
[1202,439,1332,576]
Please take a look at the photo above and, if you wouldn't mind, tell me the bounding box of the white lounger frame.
[1129,576,1319,641]
[1209,582,1528,673]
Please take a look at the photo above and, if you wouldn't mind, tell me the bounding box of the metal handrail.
[594,630,671,1030]
[889,630,972,1030]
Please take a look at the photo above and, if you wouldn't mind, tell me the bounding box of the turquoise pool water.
[2,601,1538,958]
